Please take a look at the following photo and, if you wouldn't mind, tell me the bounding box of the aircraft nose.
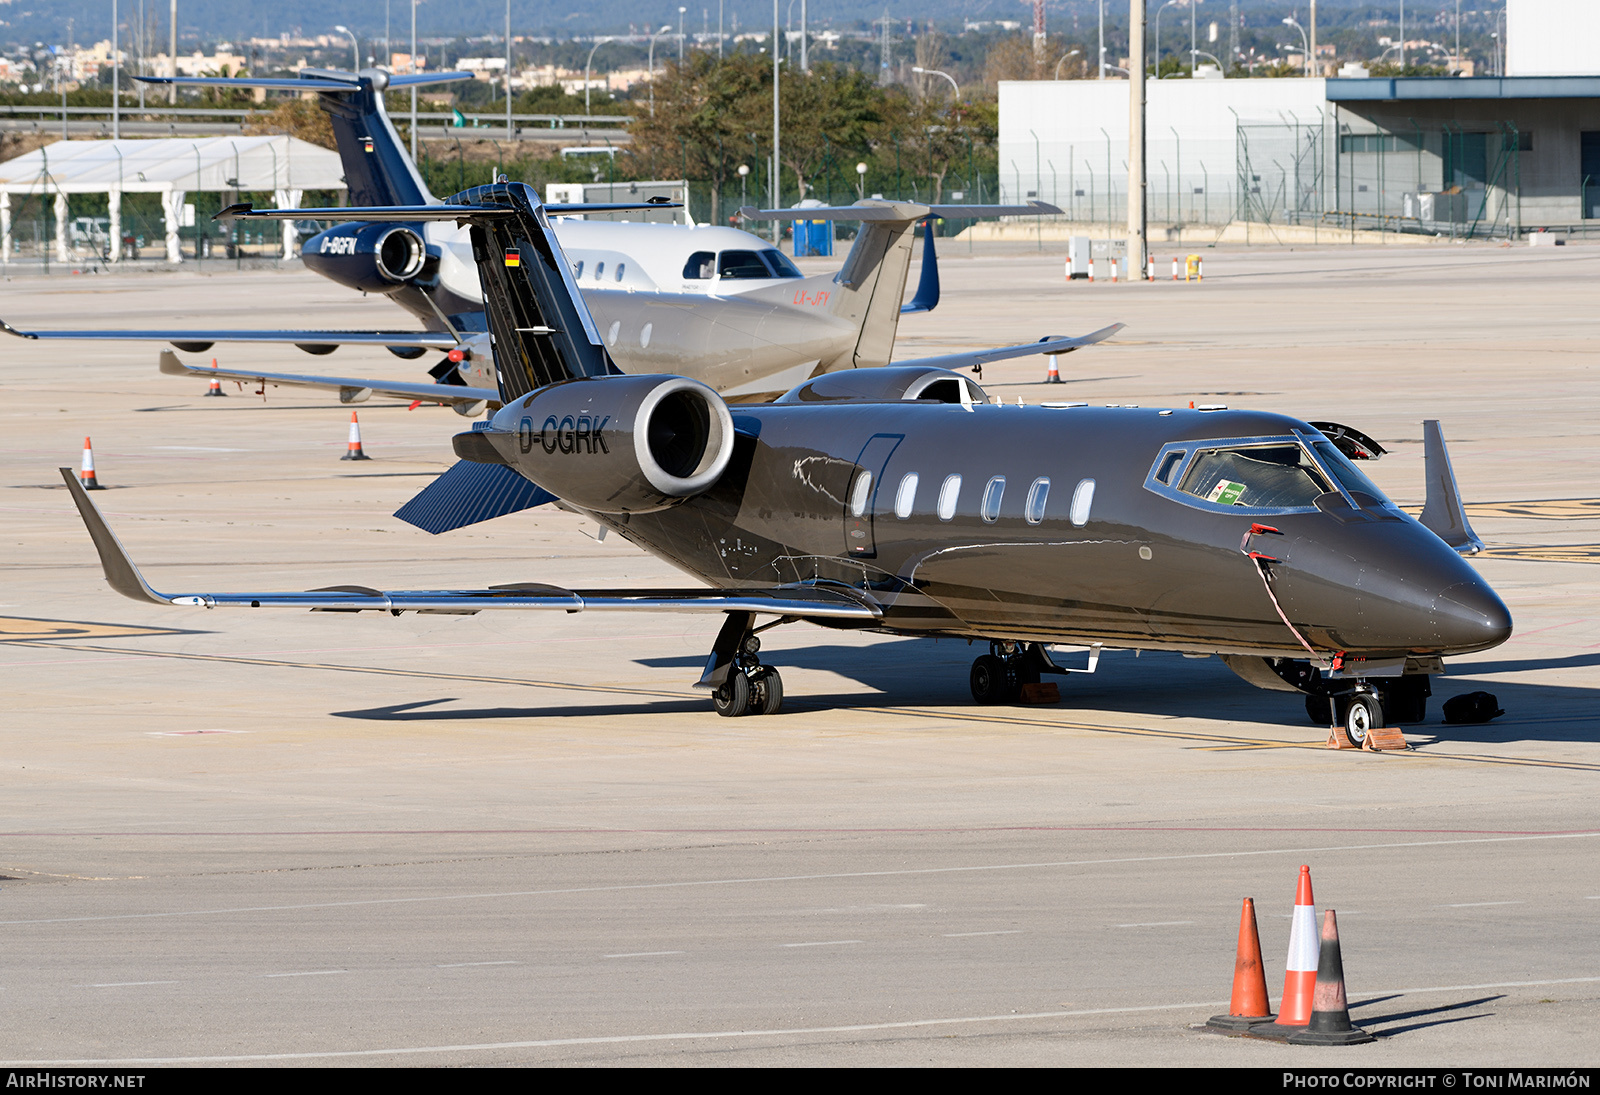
[1433,578,1513,654]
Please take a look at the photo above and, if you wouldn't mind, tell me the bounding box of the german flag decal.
[362,137,374,153]
[504,248,522,268]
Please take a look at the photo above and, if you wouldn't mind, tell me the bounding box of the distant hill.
[0,0,1379,48]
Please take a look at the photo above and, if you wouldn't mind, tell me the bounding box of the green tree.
[626,53,770,222]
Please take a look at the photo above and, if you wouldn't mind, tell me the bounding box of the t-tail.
[740,199,1059,368]
[136,68,470,207]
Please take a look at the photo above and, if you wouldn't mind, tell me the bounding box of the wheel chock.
[1362,724,1410,753]
[1018,682,1059,704]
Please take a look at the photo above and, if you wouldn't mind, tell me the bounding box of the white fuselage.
[428,219,805,305]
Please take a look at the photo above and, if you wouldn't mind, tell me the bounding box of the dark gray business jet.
[61,183,1511,741]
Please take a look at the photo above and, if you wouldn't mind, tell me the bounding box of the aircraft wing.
[156,351,498,408]
[60,467,878,620]
[741,200,1064,221]
[893,324,1124,373]
[0,318,459,351]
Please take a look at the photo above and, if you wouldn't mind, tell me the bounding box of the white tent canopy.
[0,136,347,264]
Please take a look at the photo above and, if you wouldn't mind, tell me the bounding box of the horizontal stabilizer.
[217,200,677,222]
[2,317,457,350]
[157,350,498,409]
[393,461,556,534]
[894,323,1123,373]
[741,200,1062,222]
[135,71,475,91]
[1419,420,1484,555]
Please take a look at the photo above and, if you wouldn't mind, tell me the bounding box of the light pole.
[1098,0,1105,79]
[409,0,418,161]
[739,163,750,208]
[505,0,512,140]
[1282,17,1309,76]
[911,65,961,121]
[648,24,673,116]
[856,162,867,200]
[679,6,687,63]
[771,0,780,242]
[584,37,611,114]
[334,24,359,72]
[1054,49,1081,80]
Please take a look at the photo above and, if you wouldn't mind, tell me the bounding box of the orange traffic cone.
[205,358,226,397]
[79,437,105,490]
[341,412,370,461]
[1287,911,1374,1045]
[1250,865,1320,1040]
[1044,356,1063,384]
[1206,897,1275,1032]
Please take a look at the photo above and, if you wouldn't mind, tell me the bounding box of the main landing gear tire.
[713,665,784,717]
[713,670,751,717]
[970,654,1016,705]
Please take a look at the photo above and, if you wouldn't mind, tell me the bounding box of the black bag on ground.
[1442,691,1504,724]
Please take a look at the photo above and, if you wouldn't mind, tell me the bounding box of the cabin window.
[1154,450,1186,485]
[615,262,626,282]
[640,322,653,349]
[895,473,918,518]
[572,260,584,279]
[606,320,621,346]
[981,476,1006,523]
[849,470,874,518]
[760,249,803,278]
[1025,477,1050,524]
[1070,478,1096,526]
[937,474,962,521]
[718,250,773,279]
[594,261,605,280]
[683,251,715,279]
[1179,444,1331,509]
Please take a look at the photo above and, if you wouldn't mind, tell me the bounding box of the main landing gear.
[970,641,1048,705]
[704,612,785,718]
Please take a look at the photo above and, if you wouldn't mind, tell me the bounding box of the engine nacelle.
[302,221,428,294]
[485,375,735,514]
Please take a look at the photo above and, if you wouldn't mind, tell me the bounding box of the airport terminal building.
[998,73,1600,239]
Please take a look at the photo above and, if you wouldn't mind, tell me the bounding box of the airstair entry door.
[844,434,904,559]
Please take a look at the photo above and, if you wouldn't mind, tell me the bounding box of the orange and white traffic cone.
[79,437,105,490]
[1206,897,1275,1032]
[1252,865,1320,1039]
[1287,911,1374,1045]
[1044,356,1063,384]
[1172,256,1180,281]
[341,412,370,461]
[205,358,226,397]
[1110,256,1119,283]
[1087,258,1095,283]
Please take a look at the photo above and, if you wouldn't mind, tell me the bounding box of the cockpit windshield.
[1311,440,1391,504]
[1179,443,1333,509]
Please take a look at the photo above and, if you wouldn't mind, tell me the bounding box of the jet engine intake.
[489,375,735,514]
[302,221,429,294]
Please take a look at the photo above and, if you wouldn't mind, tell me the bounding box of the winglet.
[59,468,171,604]
[899,219,940,315]
[1418,420,1484,555]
